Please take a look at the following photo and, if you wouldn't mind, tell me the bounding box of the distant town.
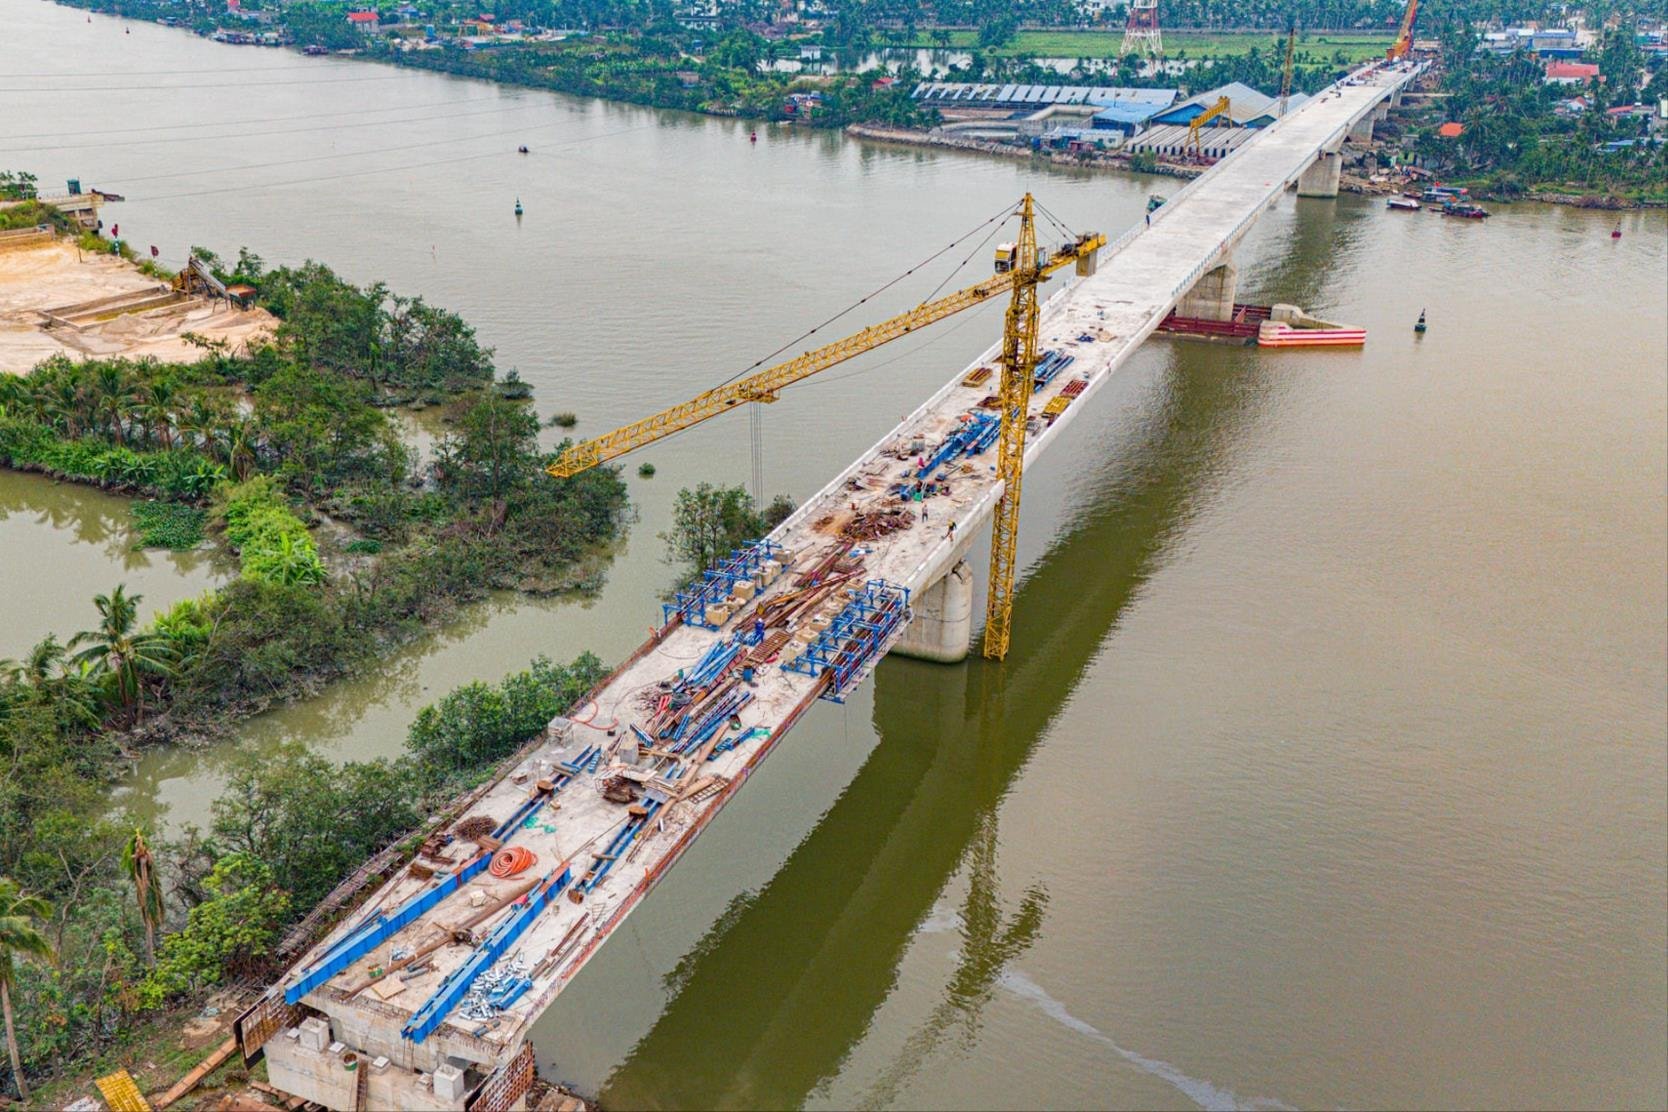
[47,0,1668,200]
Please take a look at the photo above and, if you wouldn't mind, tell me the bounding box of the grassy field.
[907,28,1395,62]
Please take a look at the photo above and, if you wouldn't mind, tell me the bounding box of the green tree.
[661,482,765,582]
[435,391,541,501]
[139,854,288,1008]
[0,879,53,1104]
[69,585,176,724]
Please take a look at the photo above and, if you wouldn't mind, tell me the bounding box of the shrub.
[139,853,290,1008]
[406,654,605,777]
[131,501,206,550]
[217,477,326,586]
[549,411,578,428]
[638,462,656,477]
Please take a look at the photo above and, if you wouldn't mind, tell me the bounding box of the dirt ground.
[0,239,276,375]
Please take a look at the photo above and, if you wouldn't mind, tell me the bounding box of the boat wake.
[997,969,1295,1112]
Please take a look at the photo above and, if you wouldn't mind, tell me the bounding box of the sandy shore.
[0,238,277,375]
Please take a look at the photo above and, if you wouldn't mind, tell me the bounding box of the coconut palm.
[0,636,102,729]
[69,585,175,724]
[136,378,178,450]
[122,830,164,966]
[219,416,261,480]
[0,879,53,1104]
[92,364,135,444]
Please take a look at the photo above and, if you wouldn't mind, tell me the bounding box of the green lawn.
[903,28,1394,62]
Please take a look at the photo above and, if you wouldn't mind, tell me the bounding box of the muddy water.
[5,1,1666,1106]
[0,470,227,657]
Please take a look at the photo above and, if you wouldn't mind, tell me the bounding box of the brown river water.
[3,1,1665,1105]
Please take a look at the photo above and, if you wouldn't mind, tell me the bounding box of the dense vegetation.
[0,229,636,1097]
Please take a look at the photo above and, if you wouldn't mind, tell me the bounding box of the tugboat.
[1415,308,1427,333]
[513,197,523,217]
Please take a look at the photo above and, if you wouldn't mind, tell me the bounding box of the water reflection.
[595,338,1260,1108]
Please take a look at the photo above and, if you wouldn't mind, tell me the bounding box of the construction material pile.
[841,507,915,541]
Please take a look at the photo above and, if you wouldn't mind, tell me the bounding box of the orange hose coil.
[490,846,538,877]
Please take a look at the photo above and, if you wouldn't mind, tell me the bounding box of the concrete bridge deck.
[255,60,1422,1111]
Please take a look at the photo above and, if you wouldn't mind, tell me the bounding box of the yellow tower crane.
[546,195,1104,660]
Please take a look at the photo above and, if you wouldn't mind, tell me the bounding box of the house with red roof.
[1544,61,1600,85]
[346,9,381,32]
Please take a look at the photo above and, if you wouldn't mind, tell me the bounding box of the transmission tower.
[1122,0,1162,57]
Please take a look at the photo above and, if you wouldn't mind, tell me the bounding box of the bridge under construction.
[240,59,1423,1112]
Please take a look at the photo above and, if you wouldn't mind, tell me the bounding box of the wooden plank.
[151,1035,237,1110]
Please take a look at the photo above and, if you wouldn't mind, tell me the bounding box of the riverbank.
[0,237,276,375]
[844,122,1206,180]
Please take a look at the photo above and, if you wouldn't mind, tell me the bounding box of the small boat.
[1387,195,1420,211]
[1414,309,1427,333]
[1440,202,1489,219]
[1611,224,1622,240]
[513,197,523,216]
[749,131,757,143]
[517,145,529,154]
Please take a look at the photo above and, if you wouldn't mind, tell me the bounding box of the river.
[4,1,1665,1106]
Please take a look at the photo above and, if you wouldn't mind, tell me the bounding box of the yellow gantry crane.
[1185,95,1232,159]
[547,195,1103,660]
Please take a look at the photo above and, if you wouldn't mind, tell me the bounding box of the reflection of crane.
[1185,95,1231,159]
[1386,0,1417,60]
[1280,17,1298,117]
[546,196,1106,660]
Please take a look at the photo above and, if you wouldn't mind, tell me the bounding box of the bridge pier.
[1296,150,1342,198]
[892,559,975,663]
[1348,116,1375,143]
[1175,257,1238,321]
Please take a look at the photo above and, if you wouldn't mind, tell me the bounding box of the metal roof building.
[912,83,1179,111]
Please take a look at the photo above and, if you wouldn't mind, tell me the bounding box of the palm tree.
[219,416,260,480]
[92,365,135,444]
[0,879,53,1105]
[122,830,164,966]
[136,378,178,450]
[69,585,175,724]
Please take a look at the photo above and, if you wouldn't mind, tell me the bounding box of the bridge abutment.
[892,559,975,663]
[1296,150,1342,198]
[1176,258,1239,321]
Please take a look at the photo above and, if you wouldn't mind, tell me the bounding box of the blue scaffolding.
[661,539,783,630]
[915,413,1001,479]
[783,580,911,702]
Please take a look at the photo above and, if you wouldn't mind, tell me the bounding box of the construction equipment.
[546,208,1103,481]
[547,196,1102,660]
[1185,96,1232,159]
[1386,0,1417,60]
[1280,18,1298,118]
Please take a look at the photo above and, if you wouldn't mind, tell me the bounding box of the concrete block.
[298,1016,330,1052]
[435,1063,467,1102]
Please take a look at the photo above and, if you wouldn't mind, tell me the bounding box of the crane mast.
[980,195,1041,661]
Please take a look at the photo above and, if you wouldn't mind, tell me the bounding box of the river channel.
[4,1,1665,1105]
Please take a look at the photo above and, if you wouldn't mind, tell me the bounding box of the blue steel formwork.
[783,580,911,702]
[662,539,783,630]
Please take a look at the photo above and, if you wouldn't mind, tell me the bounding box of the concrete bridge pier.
[892,559,975,663]
[1175,256,1238,321]
[1348,116,1375,143]
[1296,149,1342,198]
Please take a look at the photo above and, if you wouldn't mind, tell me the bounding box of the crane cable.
[712,198,1023,391]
